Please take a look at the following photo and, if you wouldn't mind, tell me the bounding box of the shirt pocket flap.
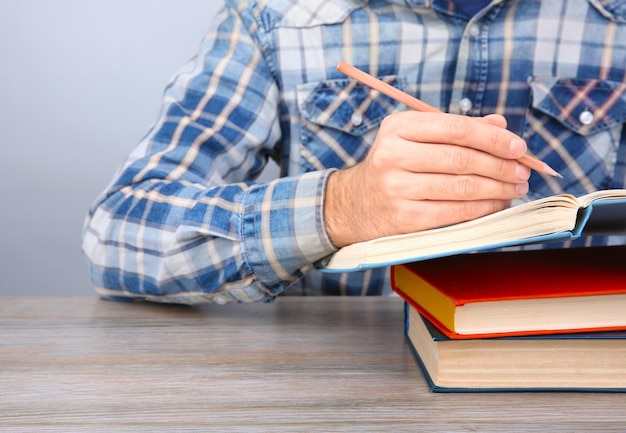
[529,76,626,136]
[297,76,406,136]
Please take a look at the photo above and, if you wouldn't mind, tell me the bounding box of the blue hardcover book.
[403,304,626,392]
[319,189,626,272]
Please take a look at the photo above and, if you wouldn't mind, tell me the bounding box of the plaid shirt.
[82,0,626,304]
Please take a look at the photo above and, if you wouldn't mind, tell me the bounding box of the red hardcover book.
[391,245,626,339]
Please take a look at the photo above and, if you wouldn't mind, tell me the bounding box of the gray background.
[1,1,225,296]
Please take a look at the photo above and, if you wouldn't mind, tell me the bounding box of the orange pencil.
[336,61,562,178]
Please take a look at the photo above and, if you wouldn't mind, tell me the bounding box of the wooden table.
[1,297,624,432]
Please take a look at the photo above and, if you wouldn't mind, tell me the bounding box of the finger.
[382,111,526,159]
[388,172,529,202]
[380,141,531,183]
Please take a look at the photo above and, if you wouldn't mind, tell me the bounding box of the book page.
[577,189,626,207]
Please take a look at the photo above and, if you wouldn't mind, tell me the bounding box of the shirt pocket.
[524,76,626,197]
[296,76,406,172]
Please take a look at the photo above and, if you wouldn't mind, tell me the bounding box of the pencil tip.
[543,163,562,179]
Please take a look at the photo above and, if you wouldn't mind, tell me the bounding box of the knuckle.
[453,175,478,196]
[370,147,396,171]
[452,148,473,173]
[380,173,402,195]
[445,115,471,141]
[394,203,414,228]
[494,158,510,179]
[488,127,508,154]
[380,113,403,132]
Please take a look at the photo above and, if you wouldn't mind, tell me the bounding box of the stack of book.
[323,63,626,391]
[391,246,626,392]
[319,188,626,392]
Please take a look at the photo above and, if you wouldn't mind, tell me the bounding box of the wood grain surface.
[1,296,624,432]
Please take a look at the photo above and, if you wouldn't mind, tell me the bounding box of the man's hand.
[324,111,530,248]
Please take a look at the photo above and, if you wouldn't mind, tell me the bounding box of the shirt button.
[469,24,480,37]
[579,109,594,126]
[351,112,363,127]
[459,98,473,114]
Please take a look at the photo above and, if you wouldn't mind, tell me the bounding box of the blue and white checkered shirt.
[82,0,626,304]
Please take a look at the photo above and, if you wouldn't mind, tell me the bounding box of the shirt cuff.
[241,170,338,292]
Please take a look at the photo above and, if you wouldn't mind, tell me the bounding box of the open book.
[320,189,626,272]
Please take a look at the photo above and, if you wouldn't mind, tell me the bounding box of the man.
[82,0,626,304]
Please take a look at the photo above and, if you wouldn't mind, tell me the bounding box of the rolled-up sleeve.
[81,4,336,304]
